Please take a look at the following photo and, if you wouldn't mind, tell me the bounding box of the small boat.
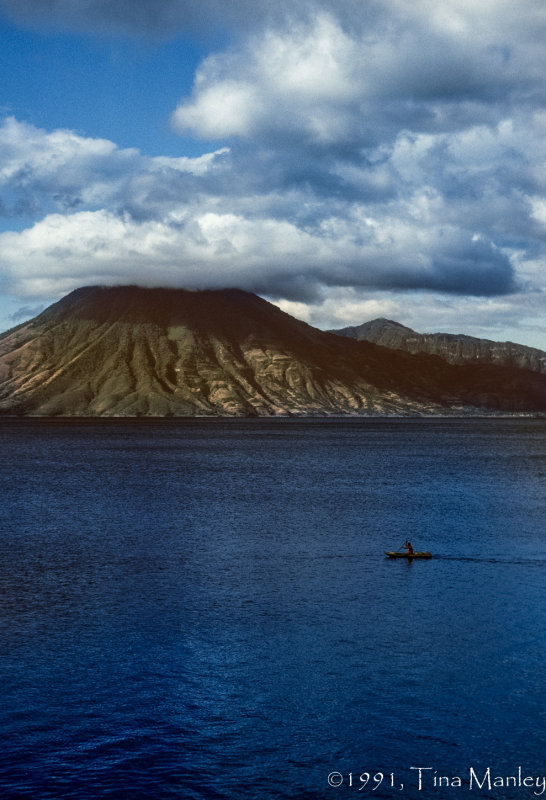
[385,551,432,559]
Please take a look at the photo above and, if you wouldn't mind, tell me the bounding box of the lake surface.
[0,418,545,800]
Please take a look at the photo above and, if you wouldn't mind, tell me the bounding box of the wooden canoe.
[385,551,432,559]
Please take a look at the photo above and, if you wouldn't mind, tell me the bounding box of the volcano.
[0,286,545,416]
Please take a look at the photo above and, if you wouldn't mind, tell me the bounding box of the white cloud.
[0,116,118,183]
[171,5,546,147]
[0,207,344,299]
[0,116,230,217]
[273,287,546,350]
[275,292,404,329]
[1,1,546,347]
[172,14,361,144]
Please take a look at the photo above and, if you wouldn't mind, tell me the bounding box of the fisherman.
[403,540,414,555]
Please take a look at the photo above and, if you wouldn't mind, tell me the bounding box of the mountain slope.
[0,286,545,416]
[332,318,546,374]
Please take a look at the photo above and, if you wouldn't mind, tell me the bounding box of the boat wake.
[432,555,546,566]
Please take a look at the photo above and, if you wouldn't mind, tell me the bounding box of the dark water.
[0,418,545,800]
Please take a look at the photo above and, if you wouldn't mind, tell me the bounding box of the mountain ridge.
[331,318,546,374]
[1,286,545,416]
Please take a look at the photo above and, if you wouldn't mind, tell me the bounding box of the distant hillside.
[0,286,545,416]
[332,318,546,374]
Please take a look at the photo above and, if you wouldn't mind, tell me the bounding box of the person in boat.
[403,540,414,555]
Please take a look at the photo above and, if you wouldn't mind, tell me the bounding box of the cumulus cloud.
[172,15,361,143]
[0,0,545,345]
[0,196,520,306]
[0,117,230,220]
[171,6,546,146]
[0,102,539,309]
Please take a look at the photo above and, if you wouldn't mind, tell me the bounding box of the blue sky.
[0,19,210,157]
[0,0,545,348]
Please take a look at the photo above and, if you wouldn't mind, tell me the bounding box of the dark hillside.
[0,286,545,416]
[332,317,546,374]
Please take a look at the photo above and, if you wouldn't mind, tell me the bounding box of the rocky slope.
[332,318,546,374]
[0,286,545,416]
